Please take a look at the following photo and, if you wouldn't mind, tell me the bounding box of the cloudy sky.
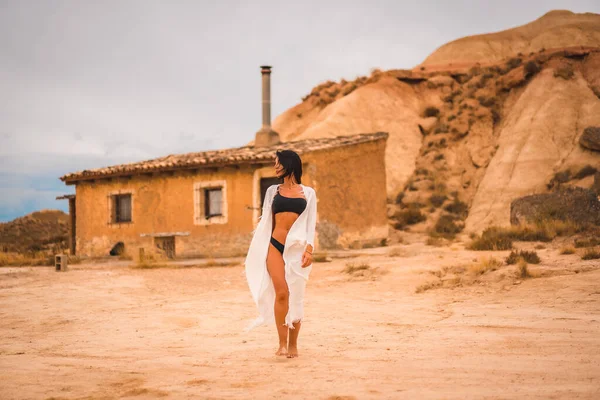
[1,0,598,221]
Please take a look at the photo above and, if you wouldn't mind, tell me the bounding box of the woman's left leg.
[287,321,301,358]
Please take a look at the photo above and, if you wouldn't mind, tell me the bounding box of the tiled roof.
[60,131,389,183]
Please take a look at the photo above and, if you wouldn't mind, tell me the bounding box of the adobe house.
[58,66,389,259]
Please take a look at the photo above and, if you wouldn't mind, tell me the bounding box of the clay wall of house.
[75,166,257,258]
[302,137,389,249]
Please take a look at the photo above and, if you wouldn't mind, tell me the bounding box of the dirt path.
[1,241,599,399]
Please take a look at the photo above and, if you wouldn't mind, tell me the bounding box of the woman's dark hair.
[275,150,303,184]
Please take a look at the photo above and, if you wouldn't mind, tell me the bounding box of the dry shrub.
[468,228,513,250]
[491,107,501,125]
[430,181,447,192]
[554,64,574,80]
[417,256,508,293]
[407,180,418,191]
[469,220,582,251]
[429,193,447,208]
[581,249,600,260]
[0,252,54,267]
[517,259,531,278]
[469,257,503,275]
[415,280,443,293]
[434,124,449,134]
[524,61,541,77]
[477,96,495,108]
[444,199,469,219]
[132,252,173,269]
[423,106,440,118]
[574,238,600,248]
[426,236,444,246]
[506,57,522,70]
[313,253,331,263]
[433,214,464,238]
[370,68,382,76]
[343,262,379,279]
[341,83,357,96]
[344,262,370,274]
[395,191,405,205]
[434,153,445,161]
[327,87,340,98]
[443,89,462,103]
[505,250,541,265]
[393,206,426,229]
[560,246,576,255]
[387,248,406,257]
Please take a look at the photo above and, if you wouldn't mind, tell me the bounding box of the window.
[111,193,132,223]
[205,188,223,218]
[194,180,228,225]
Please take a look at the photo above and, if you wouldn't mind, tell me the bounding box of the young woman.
[244,150,317,358]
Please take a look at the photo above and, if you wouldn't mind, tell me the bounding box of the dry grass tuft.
[581,249,600,260]
[554,64,574,80]
[505,250,541,265]
[423,106,440,118]
[343,262,371,274]
[392,206,426,229]
[0,252,54,267]
[426,236,444,247]
[560,246,576,255]
[574,238,600,248]
[469,220,583,251]
[517,259,531,278]
[468,257,503,275]
[313,253,331,263]
[131,253,237,269]
[433,214,464,238]
[387,248,407,257]
[444,199,469,219]
[415,280,443,293]
[429,193,447,208]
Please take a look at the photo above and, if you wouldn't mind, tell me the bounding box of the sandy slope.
[465,66,600,232]
[274,76,431,196]
[421,10,600,67]
[1,239,599,399]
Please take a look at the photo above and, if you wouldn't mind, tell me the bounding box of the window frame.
[108,190,134,225]
[193,180,228,225]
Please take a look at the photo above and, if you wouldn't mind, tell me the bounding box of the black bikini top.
[272,186,307,215]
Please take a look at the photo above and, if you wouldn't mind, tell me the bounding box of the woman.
[244,150,317,358]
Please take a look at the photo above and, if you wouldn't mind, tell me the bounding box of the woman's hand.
[301,250,313,268]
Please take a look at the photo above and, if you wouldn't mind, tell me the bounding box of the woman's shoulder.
[302,184,315,194]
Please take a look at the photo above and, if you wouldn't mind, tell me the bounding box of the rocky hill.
[0,210,69,253]
[246,10,600,235]
[421,10,600,68]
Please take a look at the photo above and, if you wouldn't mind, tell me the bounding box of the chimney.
[254,65,281,147]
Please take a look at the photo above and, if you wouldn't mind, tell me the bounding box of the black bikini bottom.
[270,236,284,255]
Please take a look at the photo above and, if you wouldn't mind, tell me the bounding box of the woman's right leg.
[266,238,289,356]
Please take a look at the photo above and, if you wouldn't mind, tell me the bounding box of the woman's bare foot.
[275,344,288,356]
[286,345,298,358]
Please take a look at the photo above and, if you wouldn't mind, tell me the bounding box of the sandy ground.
[1,236,600,399]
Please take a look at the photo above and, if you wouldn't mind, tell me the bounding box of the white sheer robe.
[243,183,317,331]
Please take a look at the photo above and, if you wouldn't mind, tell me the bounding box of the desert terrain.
[1,234,599,399]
